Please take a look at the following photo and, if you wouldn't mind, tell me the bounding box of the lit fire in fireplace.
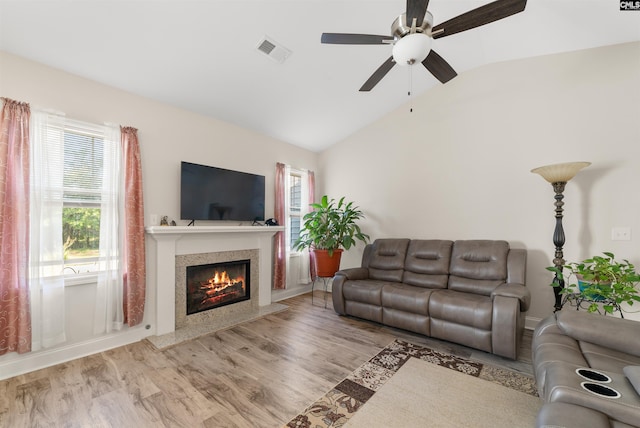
[186,260,250,315]
[203,270,245,295]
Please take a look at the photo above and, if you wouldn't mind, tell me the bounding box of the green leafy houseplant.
[293,195,370,257]
[547,252,640,315]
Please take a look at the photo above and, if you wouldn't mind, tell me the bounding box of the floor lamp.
[531,161,591,312]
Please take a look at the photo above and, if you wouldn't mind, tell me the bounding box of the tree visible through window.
[62,127,104,274]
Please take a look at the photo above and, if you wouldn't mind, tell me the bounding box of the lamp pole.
[531,161,590,313]
[551,181,567,312]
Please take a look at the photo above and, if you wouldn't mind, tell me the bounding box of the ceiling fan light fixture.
[392,33,432,66]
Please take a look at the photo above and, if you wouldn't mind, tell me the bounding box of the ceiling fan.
[321,0,527,91]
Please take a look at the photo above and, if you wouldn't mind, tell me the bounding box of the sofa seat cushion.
[342,280,390,306]
[381,283,435,315]
[580,341,640,373]
[429,290,492,330]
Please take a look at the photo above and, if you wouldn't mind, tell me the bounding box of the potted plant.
[293,195,370,277]
[547,252,640,315]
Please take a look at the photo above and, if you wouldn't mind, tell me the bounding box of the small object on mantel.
[170,220,177,226]
[160,216,169,226]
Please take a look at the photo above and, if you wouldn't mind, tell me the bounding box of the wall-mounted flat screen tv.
[180,161,265,222]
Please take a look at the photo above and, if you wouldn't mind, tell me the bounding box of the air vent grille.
[258,39,276,55]
[256,36,292,64]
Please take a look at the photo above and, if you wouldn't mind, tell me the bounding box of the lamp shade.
[392,33,432,66]
[531,161,591,183]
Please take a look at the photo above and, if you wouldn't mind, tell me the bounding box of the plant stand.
[561,292,624,318]
[311,276,332,309]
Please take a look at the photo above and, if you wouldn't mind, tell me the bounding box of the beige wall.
[0,51,318,226]
[319,42,640,324]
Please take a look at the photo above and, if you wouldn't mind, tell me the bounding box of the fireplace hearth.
[186,260,250,315]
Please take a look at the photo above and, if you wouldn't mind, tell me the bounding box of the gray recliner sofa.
[332,238,530,359]
[532,310,640,427]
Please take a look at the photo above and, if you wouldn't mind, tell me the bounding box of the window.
[63,126,105,275]
[288,171,302,252]
[31,114,121,281]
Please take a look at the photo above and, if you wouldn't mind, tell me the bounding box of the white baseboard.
[525,315,543,331]
[0,325,152,381]
[271,283,312,302]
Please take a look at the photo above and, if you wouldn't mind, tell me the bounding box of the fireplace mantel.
[146,225,284,335]
[146,225,284,236]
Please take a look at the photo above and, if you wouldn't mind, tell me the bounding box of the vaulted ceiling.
[1,1,639,152]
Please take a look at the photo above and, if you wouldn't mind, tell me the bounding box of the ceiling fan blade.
[321,33,394,45]
[432,0,527,39]
[422,50,457,84]
[360,56,396,92]
[406,0,430,27]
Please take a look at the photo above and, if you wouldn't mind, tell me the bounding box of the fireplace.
[186,259,250,315]
[174,248,260,330]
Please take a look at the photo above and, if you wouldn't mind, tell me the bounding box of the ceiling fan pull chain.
[409,66,414,113]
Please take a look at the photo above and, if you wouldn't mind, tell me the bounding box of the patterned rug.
[284,339,538,428]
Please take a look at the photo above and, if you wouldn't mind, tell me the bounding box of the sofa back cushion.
[449,240,509,295]
[365,239,410,282]
[402,240,453,289]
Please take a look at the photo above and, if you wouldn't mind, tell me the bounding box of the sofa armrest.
[491,283,531,312]
[556,310,640,357]
[335,267,369,281]
[332,268,369,315]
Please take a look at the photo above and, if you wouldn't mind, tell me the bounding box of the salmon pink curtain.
[273,162,286,289]
[0,98,31,355]
[121,126,146,326]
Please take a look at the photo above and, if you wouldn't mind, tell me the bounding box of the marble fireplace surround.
[145,225,286,348]
[175,249,258,329]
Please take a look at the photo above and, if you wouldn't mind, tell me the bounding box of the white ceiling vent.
[256,36,292,64]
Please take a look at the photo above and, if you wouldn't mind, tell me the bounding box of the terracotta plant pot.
[312,248,343,278]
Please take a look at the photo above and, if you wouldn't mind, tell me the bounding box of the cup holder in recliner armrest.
[576,368,612,383]
[580,382,621,399]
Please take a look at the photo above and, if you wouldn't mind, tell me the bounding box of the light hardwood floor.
[0,292,534,428]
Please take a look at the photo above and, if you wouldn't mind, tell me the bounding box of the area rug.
[284,339,540,428]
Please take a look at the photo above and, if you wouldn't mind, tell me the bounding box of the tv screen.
[180,161,265,222]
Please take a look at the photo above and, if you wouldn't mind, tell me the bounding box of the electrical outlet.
[611,227,631,241]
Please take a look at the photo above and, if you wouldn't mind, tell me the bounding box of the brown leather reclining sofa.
[532,310,640,427]
[332,239,530,359]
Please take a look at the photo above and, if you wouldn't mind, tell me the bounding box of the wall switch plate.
[150,214,159,226]
[611,227,631,241]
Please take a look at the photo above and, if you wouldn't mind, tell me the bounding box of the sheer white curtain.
[297,169,312,284]
[29,109,66,350]
[94,123,124,334]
